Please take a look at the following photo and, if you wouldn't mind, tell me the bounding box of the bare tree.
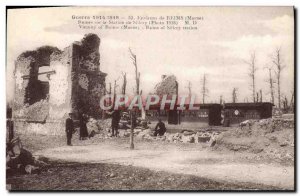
[107,82,112,108]
[102,83,108,119]
[266,67,275,104]
[232,88,238,103]
[283,95,288,111]
[201,74,209,104]
[129,48,140,95]
[271,47,286,109]
[121,72,127,95]
[128,48,141,150]
[220,95,223,104]
[185,81,192,98]
[244,52,258,102]
[112,80,119,108]
[113,80,117,95]
[290,90,294,111]
[108,82,112,94]
[259,89,263,102]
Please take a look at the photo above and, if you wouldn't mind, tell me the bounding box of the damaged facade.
[13,34,106,135]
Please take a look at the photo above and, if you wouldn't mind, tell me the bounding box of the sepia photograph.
[5,6,295,191]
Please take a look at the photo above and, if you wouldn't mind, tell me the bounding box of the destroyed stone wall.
[71,34,107,118]
[14,46,65,122]
[153,75,179,124]
[13,34,106,135]
[154,75,178,96]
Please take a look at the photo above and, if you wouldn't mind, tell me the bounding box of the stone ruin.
[13,34,106,135]
[154,75,178,96]
[154,75,179,124]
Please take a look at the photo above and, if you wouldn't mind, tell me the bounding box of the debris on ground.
[6,137,48,175]
[216,117,294,162]
[134,128,220,145]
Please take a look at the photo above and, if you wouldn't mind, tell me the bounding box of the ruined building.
[151,75,180,124]
[13,34,106,135]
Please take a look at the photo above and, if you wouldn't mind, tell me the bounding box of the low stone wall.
[14,120,65,136]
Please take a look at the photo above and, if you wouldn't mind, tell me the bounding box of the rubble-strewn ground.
[7,117,295,191]
[7,160,278,191]
[215,118,294,166]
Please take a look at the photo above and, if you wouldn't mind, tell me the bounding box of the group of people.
[65,113,89,146]
[65,111,167,146]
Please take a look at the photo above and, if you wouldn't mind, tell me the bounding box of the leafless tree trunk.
[186,81,192,98]
[113,80,118,108]
[290,91,294,111]
[201,74,209,104]
[244,52,258,103]
[259,89,263,102]
[129,48,140,95]
[271,47,286,109]
[108,82,112,108]
[232,88,238,103]
[129,48,141,150]
[121,72,127,95]
[289,91,294,112]
[267,68,275,104]
[113,80,117,95]
[283,95,288,111]
[108,82,112,94]
[102,83,107,119]
[220,95,223,104]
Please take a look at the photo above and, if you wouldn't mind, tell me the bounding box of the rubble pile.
[87,118,103,133]
[217,117,294,161]
[135,129,219,145]
[15,99,49,122]
[86,118,111,133]
[238,117,294,136]
[257,118,294,130]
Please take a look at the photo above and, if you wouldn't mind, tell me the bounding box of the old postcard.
[6,6,295,191]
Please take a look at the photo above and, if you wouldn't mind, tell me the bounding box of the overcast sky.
[7,7,294,105]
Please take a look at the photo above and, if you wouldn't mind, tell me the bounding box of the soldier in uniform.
[65,113,74,146]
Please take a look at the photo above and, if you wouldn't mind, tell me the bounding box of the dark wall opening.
[24,65,50,106]
[25,79,49,105]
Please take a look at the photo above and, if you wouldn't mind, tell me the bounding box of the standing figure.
[65,113,74,146]
[111,110,121,137]
[79,114,89,140]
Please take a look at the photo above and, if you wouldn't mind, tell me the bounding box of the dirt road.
[35,139,294,190]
